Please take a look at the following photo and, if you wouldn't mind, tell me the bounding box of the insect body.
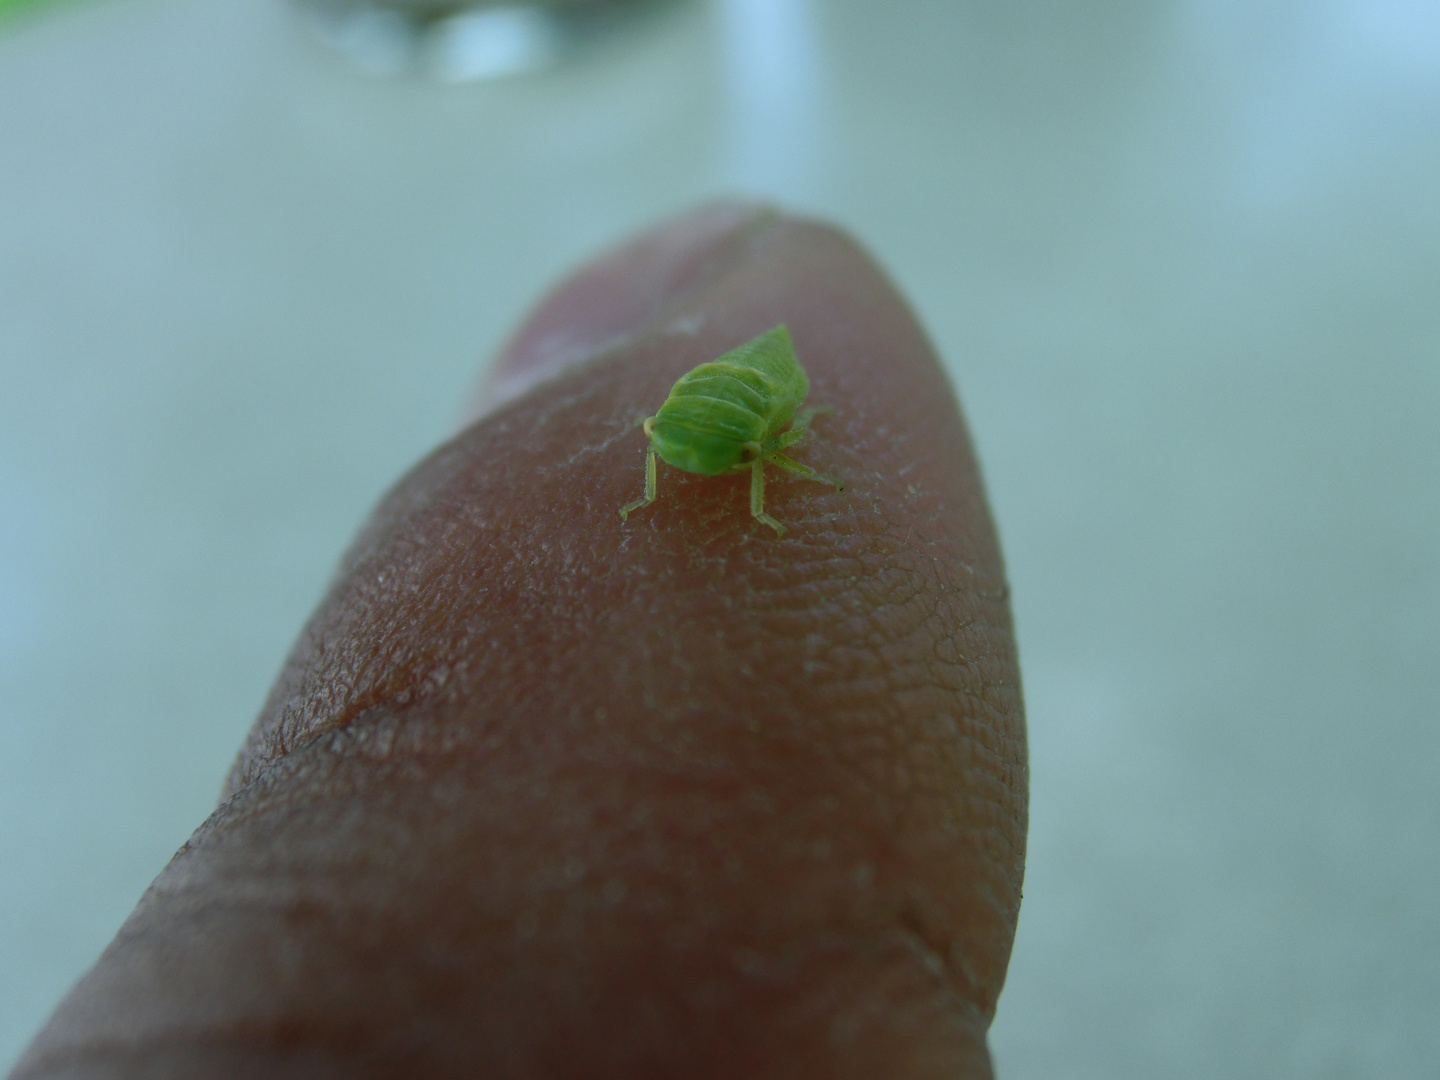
[618,325,842,536]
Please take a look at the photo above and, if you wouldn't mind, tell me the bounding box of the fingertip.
[461,200,778,424]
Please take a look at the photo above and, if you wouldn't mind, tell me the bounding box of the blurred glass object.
[717,0,828,205]
[296,0,670,80]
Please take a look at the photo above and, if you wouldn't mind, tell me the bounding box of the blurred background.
[2,0,1437,1074]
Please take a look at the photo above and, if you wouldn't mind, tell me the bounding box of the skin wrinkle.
[233,743,979,996]
[15,220,1023,1080]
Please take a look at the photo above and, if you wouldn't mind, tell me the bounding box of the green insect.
[618,324,842,536]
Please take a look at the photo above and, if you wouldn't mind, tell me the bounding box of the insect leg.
[763,449,844,492]
[750,459,786,536]
[619,448,657,521]
[777,403,835,446]
[771,428,807,450]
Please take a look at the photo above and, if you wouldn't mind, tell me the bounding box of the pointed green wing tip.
[746,323,796,360]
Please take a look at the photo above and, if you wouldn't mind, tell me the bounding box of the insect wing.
[716,326,808,400]
[670,363,770,416]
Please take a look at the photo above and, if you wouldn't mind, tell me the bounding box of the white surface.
[2,0,1437,1074]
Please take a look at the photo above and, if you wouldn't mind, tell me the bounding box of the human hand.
[11,204,1027,1080]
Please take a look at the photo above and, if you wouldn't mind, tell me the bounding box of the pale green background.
[2,0,1437,1075]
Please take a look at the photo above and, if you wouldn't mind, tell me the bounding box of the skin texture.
[11,206,1028,1080]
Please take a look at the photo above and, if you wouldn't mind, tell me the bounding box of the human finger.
[13,207,1027,1080]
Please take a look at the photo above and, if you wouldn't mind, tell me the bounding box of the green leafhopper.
[619,325,842,536]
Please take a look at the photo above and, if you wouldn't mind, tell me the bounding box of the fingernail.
[461,202,776,425]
